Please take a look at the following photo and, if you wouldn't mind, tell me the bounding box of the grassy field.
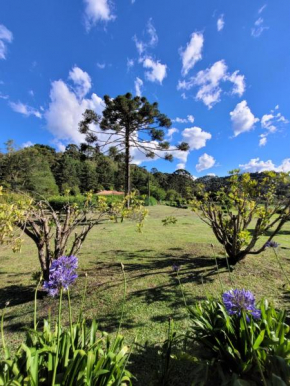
[1,205,290,384]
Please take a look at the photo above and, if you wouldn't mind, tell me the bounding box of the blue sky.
[0,0,289,177]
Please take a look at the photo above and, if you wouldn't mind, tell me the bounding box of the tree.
[192,170,290,266]
[16,192,147,280]
[79,93,189,201]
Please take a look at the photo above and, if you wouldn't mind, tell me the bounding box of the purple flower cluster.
[172,264,181,272]
[222,289,261,320]
[43,255,78,297]
[265,241,279,249]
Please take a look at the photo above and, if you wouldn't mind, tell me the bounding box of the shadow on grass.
[0,285,38,308]
[129,341,196,386]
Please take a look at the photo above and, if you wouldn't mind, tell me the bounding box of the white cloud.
[207,173,216,177]
[258,4,267,14]
[226,71,245,96]
[97,62,106,69]
[147,18,158,47]
[133,35,146,55]
[83,0,115,30]
[259,136,267,146]
[69,67,92,99]
[182,126,212,150]
[230,100,259,136]
[196,153,216,172]
[178,60,246,108]
[187,114,195,123]
[143,57,167,84]
[0,24,13,60]
[180,32,204,76]
[166,128,179,140]
[9,101,42,118]
[127,58,134,69]
[240,158,290,173]
[172,115,195,124]
[45,68,104,144]
[134,77,143,96]
[251,17,268,37]
[261,110,288,133]
[217,15,225,31]
[176,163,185,170]
[22,141,34,148]
[133,18,158,55]
[0,93,9,100]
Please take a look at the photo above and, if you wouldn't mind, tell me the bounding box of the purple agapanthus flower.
[222,289,261,320]
[265,241,279,249]
[172,264,181,272]
[43,255,78,297]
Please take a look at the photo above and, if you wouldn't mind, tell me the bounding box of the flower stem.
[34,274,43,331]
[117,263,127,336]
[78,273,88,323]
[1,304,9,359]
[242,312,267,386]
[52,287,63,386]
[176,272,188,308]
[67,289,74,352]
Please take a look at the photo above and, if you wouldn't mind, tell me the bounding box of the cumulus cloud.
[134,77,143,96]
[180,32,204,76]
[217,15,225,31]
[22,141,34,148]
[240,158,290,173]
[251,17,268,37]
[143,57,167,84]
[261,110,288,133]
[259,135,267,146]
[9,101,42,118]
[0,24,13,60]
[45,68,104,144]
[178,60,245,108]
[182,126,212,150]
[69,67,92,99]
[196,153,216,172]
[166,128,179,140]
[257,107,288,146]
[83,0,115,30]
[230,100,259,136]
[176,163,185,170]
[172,115,195,124]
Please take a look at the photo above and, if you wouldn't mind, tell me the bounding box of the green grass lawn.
[1,205,290,384]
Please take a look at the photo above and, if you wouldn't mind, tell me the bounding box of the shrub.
[183,295,290,385]
[144,196,157,206]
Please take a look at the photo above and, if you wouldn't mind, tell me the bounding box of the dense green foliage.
[180,298,290,385]
[78,93,188,196]
[192,170,290,265]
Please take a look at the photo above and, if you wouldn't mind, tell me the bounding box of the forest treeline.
[0,140,288,201]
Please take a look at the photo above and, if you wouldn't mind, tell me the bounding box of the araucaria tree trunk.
[125,128,131,207]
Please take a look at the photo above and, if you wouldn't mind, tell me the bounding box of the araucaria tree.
[79,93,189,198]
[192,170,290,266]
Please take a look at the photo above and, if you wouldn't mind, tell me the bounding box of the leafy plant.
[0,256,133,385]
[184,296,290,385]
[191,170,290,265]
